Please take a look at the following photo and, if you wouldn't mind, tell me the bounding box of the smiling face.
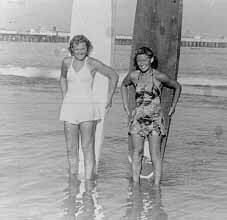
[136,54,151,73]
[72,42,88,61]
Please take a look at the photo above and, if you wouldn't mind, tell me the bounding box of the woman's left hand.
[168,106,175,117]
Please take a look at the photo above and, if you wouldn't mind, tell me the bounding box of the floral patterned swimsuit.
[129,70,166,137]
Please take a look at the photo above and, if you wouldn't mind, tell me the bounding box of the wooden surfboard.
[70,0,116,178]
[128,0,183,177]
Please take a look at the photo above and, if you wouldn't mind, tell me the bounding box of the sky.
[0,0,227,37]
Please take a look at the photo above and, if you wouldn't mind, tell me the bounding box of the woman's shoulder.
[62,56,73,67]
[153,69,161,77]
[153,69,172,85]
[86,56,97,65]
[129,70,140,79]
[153,69,167,80]
[86,56,101,69]
[122,70,139,86]
[86,56,94,63]
[87,56,116,73]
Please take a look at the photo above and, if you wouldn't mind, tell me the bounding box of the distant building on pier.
[0,28,17,34]
[0,28,69,43]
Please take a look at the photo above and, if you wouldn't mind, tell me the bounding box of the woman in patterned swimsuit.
[121,47,182,186]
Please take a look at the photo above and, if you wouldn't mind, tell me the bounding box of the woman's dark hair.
[133,46,158,69]
[68,35,93,55]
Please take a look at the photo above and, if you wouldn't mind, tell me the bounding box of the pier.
[1,33,227,48]
[181,38,227,48]
[0,32,69,43]
[115,35,227,48]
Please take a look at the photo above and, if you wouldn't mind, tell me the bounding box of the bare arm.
[60,58,69,98]
[120,72,133,116]
[155,71,182,115]
[88,57,119,108]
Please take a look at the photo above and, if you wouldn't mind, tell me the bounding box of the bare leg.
[128,135,133,179]
[80,121,97,180]
[131,134,145,183]
[64,122,79,176]
[148,134,162,186]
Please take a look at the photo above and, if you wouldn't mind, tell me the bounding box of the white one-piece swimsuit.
[59,57,100,124]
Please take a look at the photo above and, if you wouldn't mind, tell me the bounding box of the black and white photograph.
[0,0,226,219]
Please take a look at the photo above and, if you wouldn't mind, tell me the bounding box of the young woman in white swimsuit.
[60,35,119,180]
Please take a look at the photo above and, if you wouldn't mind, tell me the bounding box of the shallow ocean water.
[0,42,226,219]
[0,76,226,219]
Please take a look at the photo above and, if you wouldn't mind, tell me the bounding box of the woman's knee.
[80,121,96,150]
[64,122,71,135]
[64,122,79,142]
[81,132,95,147]
[132,145,143,160]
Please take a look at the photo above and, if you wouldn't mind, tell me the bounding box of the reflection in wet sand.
[62,173,104,220]
[124,182,168,220]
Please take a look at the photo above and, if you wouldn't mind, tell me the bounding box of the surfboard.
[128,0,183,178]
[70,0,116,178]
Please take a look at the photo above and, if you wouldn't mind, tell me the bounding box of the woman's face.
[72,42,88,61]
[136,54,151,73]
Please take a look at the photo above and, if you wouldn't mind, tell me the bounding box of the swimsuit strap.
[152,69,162,97]
[70,56,74,69]
[150,69,154,93]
